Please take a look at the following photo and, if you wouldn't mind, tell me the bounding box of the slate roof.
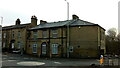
[29,19,102,30]
[2,23,30,30]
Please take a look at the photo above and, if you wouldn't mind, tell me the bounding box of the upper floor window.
[4,33,6,38]
[12,31,14,39]
[18,31,21,39]
[51,29,58,38]
[33,31,37,38]
[27,31,31,39]
[101,31,104,41]
[42,30,47,38]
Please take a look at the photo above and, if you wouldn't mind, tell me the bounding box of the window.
[52,44,58,54]
[4,33,6,38]
[101,31,104,41]
[17,42,21,49]
[18,31,21,39]
[33,31,37,38]
[0,33,2,39]
[42,30,47,38]
[3,42,5,48]
[12,31,14,39]
[12,43,14,49]
[27,31,31,39]
[32,44,37,53]
[52,29,58,38]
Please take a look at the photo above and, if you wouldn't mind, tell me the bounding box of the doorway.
[41,42,47,57]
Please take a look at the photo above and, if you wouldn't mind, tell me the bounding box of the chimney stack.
[31,15,37,27]
[15,18,21,25]
[72,14,79,20]
[40,20,47,24]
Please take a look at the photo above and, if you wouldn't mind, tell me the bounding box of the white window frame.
[32,44,37,53]
[12,43,14,49]
[52,44,58,54]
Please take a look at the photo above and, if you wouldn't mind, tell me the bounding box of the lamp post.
[65,0,70,58]
[65,0,69,20]
[1,17,3,25]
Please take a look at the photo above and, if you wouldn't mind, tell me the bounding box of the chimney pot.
[16,18,21,25]
[72,14,79,19]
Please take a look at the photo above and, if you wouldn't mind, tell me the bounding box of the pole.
[1,17,3,25]
[67,2,69,20]
[65,0,69,58]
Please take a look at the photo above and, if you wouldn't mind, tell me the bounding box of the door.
[41,42,47,56]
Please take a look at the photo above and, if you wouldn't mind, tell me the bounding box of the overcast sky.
[0,0,119,33]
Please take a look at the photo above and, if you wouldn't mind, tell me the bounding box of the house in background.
[27,15,106,58]
[2,16,37,53]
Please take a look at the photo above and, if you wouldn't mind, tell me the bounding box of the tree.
[117,33,120,54]
[106,28,118,55]
[117,33,120,40]
[107,28,117,39]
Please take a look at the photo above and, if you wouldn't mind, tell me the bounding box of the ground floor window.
[12,43,14,49]
[3,42,5,48]
[52,44,58,54]
[32,44,37,53]
[17,42,21,49]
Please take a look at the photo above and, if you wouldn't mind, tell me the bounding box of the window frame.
[3,33,6,38]
[52,43,58,54]
[42,30,47,38]
[33,31,38,38]
[12,31,14,39]
[32,44,37,53]
[51,29,58,38]
[18,31,21,39]
[17,42,21,49]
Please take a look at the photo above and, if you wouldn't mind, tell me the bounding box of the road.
[1,52,120,68]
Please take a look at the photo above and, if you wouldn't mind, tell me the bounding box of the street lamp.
[65,0,70,58]
[65,0,69,20]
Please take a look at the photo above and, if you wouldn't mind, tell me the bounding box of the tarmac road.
[1,52,120,68]
[2,53,100,66]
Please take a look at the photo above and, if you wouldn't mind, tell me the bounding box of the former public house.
[2,15,106,58]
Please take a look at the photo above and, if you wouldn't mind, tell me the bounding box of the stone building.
[2,16,37,53]
[26,15,106,58]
